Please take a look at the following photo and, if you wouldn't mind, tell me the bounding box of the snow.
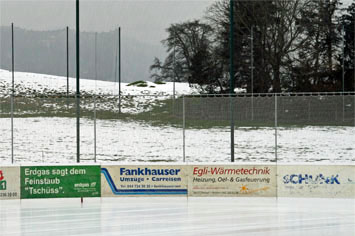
[1,197,354,236]
[0,69,199,114]
[0,69,197,96]
[0,69,354,164]
[0,117,353,165]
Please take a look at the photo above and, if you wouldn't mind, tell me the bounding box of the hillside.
[0,69,196,96]
[0,26,165,83]
[0,69,199,115]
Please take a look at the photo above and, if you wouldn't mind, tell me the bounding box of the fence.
[0,93,354,164]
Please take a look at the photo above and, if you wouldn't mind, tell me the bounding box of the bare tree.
[150,20,224,92]
[206,0,319,92]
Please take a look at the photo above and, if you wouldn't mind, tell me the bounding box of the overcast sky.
[0,0,216,45]
[1,0,354,44]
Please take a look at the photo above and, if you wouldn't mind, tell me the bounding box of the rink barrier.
[0,164,354,199]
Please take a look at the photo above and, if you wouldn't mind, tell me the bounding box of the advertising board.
[21,166,101,199]
[101,165,188,196]
[188,165,276,197]
[0,166,20,199]
[278,165,355,198]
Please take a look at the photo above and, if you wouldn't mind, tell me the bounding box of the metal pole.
[114,30,118,87]
[76,0,80,163]
[251,25,254,121]
[275,94,278,198]
[119,27,121,113]
[173,43,176,114]
[11,23,14,164]
[275,94,278,162]
[183,95,186,162]
[229,0,235,162]
[342,24,345,122]
[173,44,176,98]
[67,26,69,97]
[94,32,97,162]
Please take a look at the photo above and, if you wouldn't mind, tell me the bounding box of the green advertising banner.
[21,166,101,199]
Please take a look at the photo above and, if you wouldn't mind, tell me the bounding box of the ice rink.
[1,197,354,236]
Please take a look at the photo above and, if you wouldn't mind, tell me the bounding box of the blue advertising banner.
[101,165,188,196]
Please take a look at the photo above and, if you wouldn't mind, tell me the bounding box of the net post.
[94,32,97,163]
[183,95,186,162]
[275,93,278,199]
[229,0,235,163]
[11,23,14,164]
[76,0,80,163]
[119,27,121,114]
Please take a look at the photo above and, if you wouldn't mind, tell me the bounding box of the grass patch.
[127,81,147,87]
[1,95,354,129]
[154,81,166,85]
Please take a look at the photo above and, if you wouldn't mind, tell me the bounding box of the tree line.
[150,0,355,93]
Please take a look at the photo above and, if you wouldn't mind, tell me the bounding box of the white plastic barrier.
[278,165,355,198]
[0,166,20,199]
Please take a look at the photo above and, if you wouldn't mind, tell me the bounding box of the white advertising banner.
[0,166,20,199]
[278,165,355,198]
[188,165,276,197]
[101,165,188,197]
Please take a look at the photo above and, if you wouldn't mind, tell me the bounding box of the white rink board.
[188,165,276,197]
[101,165,188,197]
[278,165,355,198]
[0,166,20,199]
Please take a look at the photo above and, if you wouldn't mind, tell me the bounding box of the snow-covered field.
[0,69,197,96]
[0,69,354,164]
[0,69,198,114]
[0,117,354,164]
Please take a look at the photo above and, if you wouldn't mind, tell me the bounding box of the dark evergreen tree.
[292,0,343,92]
[339,2,355,91]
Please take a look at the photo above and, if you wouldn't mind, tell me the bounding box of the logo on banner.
[0,170,7,190]
[283,174,340,184]
[239,184,270,194]
[240,185,249,193]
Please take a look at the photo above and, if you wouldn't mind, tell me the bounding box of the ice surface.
[1,197,354,236]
